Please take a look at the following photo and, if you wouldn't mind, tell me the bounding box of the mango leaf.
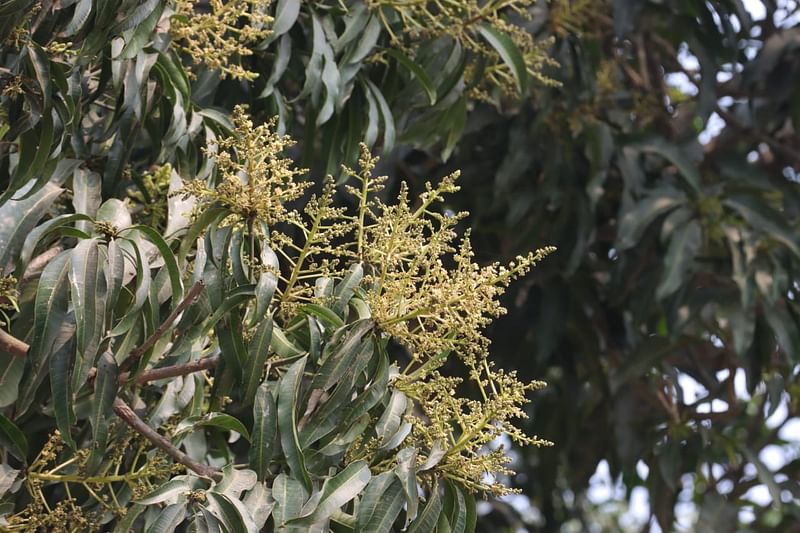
[394,447,419,525]
[407,483,442,533]
[277,356,311,491]
[299,304,344,330]
[268,0,300,42]
[656,220,702,299]
[0,414,27,461]
[87,352,117,470]
[364,80,395,152]
[70,238,107,365]
[0,182,62,273]
[332,263,363,317]
[272,473,309,531]
[250,382,278,481]
[63,0,93,36]
[635,138,702,192]
[243,317,274,406]
[476,24,528,95]
[311,320,372,391]
[123,225,184,310]
[288,461,371,527]
[205,492,255,533]
[174,413,250,441]
[0,352,24,408]
[270,325,305,358]
[113,504,145,533]
[18,252,71,414]
[0,464,19,498]
[375,389,407,446]
[137,478,195,505]
[443,480,471,533]
[354,472,405,533]
[616,189,686,250]
[50,338,76,449]
[145,503,187,533]
[384,48,437,105]
[724,194,800,259]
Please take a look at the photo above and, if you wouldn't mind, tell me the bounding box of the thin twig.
[0,328,28,358]
[119,280,205,373]
[112,398,222,481]
[123,355,220,385]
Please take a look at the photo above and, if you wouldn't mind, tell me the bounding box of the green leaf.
[50,340,76,449]
[174,413,250,441]
[0,182,62,273]
[205,492,255,533]
[272,473,309,530]
[249,245,278,326]
[270,325,305,358]
[656,220,702,299]
[63,0,93,36]
[634,138,702,192]
[723,194,800,259]
[407,484,442,533]
[288,461,371,526]
[384,48,437,105]
[138,478,195,505]
[123,225,184,311]
[18,252,71,414]
[364,80,396,152]
[355,472,404,533]
[333,263,363,317]
[311,320,373,391]
[0,414,27,461]
[394,447,419,525]
[299,337,375,447]
[88,351,118,472]
[0,352,24,408]
[70,238,107,364]
[145,503,187,533]
[243,317,274,406]
[277,356,311,492]
[442,479,472,533]
[375,390,407,446]
[616,189,686,250]
[476,24,528,95]
[299,304,344,330]
[110,505,143,533]
[269,0,300,41]
[250,382,278,480]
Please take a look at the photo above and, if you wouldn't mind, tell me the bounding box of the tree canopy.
[0,0,798,531]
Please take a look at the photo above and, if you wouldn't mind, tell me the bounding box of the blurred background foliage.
[0,0,798,530]
[416,0,800,530]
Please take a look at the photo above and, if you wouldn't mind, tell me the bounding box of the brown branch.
[0,328,28,358]
[23,246,64,282]
[123,355,220,385]
[112,398,222,481]
[119,280,205,373]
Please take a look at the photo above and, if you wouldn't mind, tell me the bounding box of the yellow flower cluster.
[171,0,273,80]
[368,0,558,98]
[179,112,554,495]
[178,105,309,229]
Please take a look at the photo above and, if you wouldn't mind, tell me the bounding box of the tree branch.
[119,280,205,373]
[112,397,222,481]
[23,246,64,282]
[123,355,220,385]
[0,328,28,358]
